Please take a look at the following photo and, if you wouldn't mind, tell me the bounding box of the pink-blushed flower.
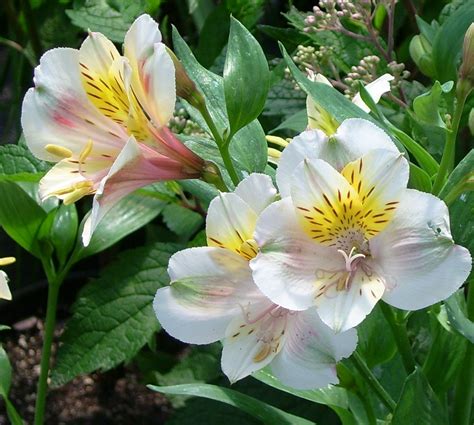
[21,14,204,245]
[0,257,15,301]
[251,149,472,333]
[154,174,357,389]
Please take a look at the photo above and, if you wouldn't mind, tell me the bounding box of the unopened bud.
[202,161,228,192]
[409,35,435,77]
[166,47,206,110]
[458,24,474,98]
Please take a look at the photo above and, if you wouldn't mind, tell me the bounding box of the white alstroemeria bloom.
[251,149,472,333]
[277,118,398,197]
[154,174,357,389]
[21,14,204,246]
[0,257,15,301]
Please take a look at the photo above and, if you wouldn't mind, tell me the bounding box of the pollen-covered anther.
[62,181,95,205]
[0,257,16,267]
[79,139,94,163]
[45,144,73,159]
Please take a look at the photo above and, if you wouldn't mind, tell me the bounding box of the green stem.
[34,260,73,425]
[200,105,240,186]
[432,91,468,195]
[452,280,474,425]
[351,351,396,412]
[380,302,416,374]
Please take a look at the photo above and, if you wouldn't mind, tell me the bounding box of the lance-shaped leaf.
[224,17,270,138]
[149,383,315,425]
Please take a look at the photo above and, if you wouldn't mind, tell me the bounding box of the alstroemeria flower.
[21,14,204,245]
[306,73,394,130]
[276,118,398,197]
[154,174,357,389]
[0,257,15,301]
[251,149,472,333]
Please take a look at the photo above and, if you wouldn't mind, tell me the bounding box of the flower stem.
[199,104,240,186]
[432,90,468,195]
[351,351,396,411]
[34,260,73,425]
[452,280,474,425]
[380,302,416,374]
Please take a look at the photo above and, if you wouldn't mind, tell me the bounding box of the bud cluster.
[169,108,205,136]
[304,0,371,33]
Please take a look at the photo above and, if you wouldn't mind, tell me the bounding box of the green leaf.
[439,149,474,202]
[51,204,79,267]
[408,163,432,192]
[448,190,474,255]
[444,290,474,343]
[270,109,308,134]
[253,368,359,424]
[0,181,47,258]
[0,143,49,182]
[148,383,315,425]
[432,2,474,82]
[162,204,204,239]
[356,304,397,368]
[412,81,453,128]
[0,345,12,397]
[423,312,467,393]
[75,190,167,260]
[392,369,448,425]
[172,27,268,175]
[51,243,180,386]
[66,0,147,42]
[224,17,270,137]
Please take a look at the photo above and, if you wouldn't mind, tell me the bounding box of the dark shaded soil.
[0,317,171,424]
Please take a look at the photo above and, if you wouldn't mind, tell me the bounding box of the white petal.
[222,301,287,383]
[251,198,343,311]
[234,173,277,215]
[276,129,328,197]
[79,30,121,76]
[315,265,385,332]
[21,49,127,162]
[370,189,472,310]
[82,137,143,245]
[206,192,257,254]
[154,247,260,344]
[270,309,357,389]
[124,14,162,66]
[334,118,398,163]
[0,271,12,301]
[352,74,394,112]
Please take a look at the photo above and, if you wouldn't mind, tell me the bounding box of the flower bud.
[166,47,206,111]
[458,23,474,98]
[409,35,435,78]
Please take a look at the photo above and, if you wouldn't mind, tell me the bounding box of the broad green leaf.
[224,17,270,137]
[180,180,218,209]
[75,190,167,260]
[51,204,79,267]
[149,383,315,425]
[0,143,49,181]
[439,149,474,202]
[356,305,397,368]
[432,2,474,82]
[408,163,432,192]
[0,345,12,397]
[444,290,474,343]
[172,27,268,176]
[423,313,467,393]
[0,181,47,258]
[66,0,147,42]
[51,243,180,386]
[0,346,22,425]
[392,369,448,425]
[448,190,474,255]
[195,3,230,68]
[412,81,453,128]
[258,25,308,52]
[162,204,204,239]
[270,109,307,134]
